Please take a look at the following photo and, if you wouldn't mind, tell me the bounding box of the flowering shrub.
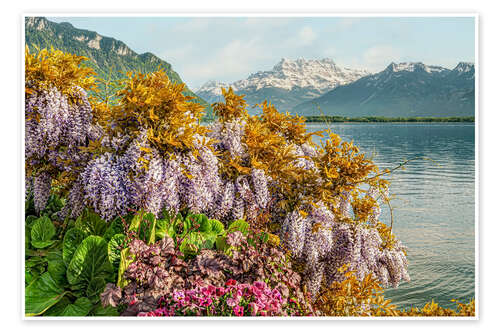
[25,47,101,213]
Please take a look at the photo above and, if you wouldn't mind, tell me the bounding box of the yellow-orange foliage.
[109,70,209,157]
[315,267,474,317]
[25,46,96,101]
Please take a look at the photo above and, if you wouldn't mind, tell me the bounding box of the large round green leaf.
[227,219,249,235]
[25,272,68,316]
[62,228,86,265]
[75,210,107,236]
[66,236,112,290]
[31,216,56,249]
[59,297,93,317]
[47,250,67,287]
[210,219,225,235]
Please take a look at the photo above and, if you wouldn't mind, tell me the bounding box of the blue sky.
[48,16,475,89]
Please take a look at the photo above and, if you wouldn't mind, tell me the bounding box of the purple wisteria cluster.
[25,86,100,212]
[66,131,222,221]
[206,118,272,222]
[280,198,410,299]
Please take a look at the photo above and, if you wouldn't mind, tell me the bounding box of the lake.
[307,122,476,310]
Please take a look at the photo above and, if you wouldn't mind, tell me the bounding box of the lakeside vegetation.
[304,115,475,123]
[24,47,475,317]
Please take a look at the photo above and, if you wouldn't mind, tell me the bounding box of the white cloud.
[297,26,317,46]
[173,37,273,87]
[362,45,401,70]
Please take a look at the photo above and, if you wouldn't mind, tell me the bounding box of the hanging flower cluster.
[25,47,100,212]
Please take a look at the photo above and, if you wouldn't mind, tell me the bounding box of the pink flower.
[253,281,266,290]
[233,305,244,317]
[199,297,213,307]
[251,286,263,298]
[201,286,215,297]
[271,289,283,302]
[226,297,238,307]
[216,287,225,297]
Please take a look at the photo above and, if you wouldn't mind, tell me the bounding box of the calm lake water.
[307,122,476,310]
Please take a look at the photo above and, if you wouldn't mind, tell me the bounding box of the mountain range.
[196,58,370,112]
[24,17,210,111]
[25,17,475,119]
[292,61,475,117]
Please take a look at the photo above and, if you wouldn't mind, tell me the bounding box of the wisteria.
[25,85,99,212]
[27,82,409,296]
[25,51,413,317]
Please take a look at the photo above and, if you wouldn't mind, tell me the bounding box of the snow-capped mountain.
[196,58,370,111]
[195,80,231,104]
[292,61,475,117]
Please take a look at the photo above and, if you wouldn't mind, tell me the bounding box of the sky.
[48,16,475,89]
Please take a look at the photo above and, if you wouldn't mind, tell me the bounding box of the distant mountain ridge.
[196,58,370,112]
[292,61,475,118]
[25,17,210,111]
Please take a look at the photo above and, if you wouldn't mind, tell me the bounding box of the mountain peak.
[384,62,448,74]
[196,58,370,109]
[25,17,50,31]
[453,62,474,72]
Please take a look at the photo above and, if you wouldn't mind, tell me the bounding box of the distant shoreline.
[303,116,475,123]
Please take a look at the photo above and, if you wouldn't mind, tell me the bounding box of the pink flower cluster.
[137,280,290,317]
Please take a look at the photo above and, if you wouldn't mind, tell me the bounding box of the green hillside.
[25,16,212,116]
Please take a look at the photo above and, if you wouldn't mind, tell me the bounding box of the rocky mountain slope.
[196,58,370,112]
[292,62,475,117]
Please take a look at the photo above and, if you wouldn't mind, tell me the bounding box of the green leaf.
[117,247,134,288]
[25,272,69,316]
[155,218,169,241]
[47,250,67,287]
[25,269,34,286]
[25,225,31,250]
[66,236,113,291]
[179,231,206,256]
[60,297,93,317]
[210,219,225,235]
[42,296,72,316]
[128,210,143,232]
[63,228,86,265]
[31,216,56,249]
[215,235,229,252]
[90,304,119,316]
[108,234,126,272]
[189,213,209,231]
[139,212,156,244]
[25,215,38,228]
[103,216,125,241]
[227,219,249,235]
[75,209,108,236]
[26,256,47,268]
[86,277,106,301]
